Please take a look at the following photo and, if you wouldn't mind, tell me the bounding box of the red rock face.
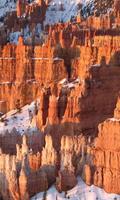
[17,0,46,19]
[56,170,77,192]
[17,0,27,17]
[1,2,120,198]
[92,98,120,193]
[114,0,120,15]
[0,40,67,111]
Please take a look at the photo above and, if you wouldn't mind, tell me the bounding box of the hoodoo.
[0,0,120,199]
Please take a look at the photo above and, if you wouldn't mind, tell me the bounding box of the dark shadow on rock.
[109,51,120,67]
[0,130,44,155]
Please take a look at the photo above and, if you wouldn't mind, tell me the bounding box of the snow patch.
[9,32,21,44]
[0,0,16,19]
[59,77,81,89]
[31,177,120,200]
[44,0,80,25]
[109,118,120,122]
[0,101,39,135]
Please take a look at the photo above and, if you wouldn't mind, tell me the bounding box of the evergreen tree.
[93,0,114,15]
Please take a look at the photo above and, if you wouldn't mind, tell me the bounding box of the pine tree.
[93,0,114,15]
[81,0,114,18]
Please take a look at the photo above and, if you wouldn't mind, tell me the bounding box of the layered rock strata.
[0,1,120,198]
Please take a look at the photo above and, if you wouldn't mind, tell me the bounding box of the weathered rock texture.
[0,135,55,199]
[0,39,67,111]
[0,1,120,198]
[92,96,120,194]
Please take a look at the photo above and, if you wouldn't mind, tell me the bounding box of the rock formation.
[91,96,120,194]
[0,0,120,198]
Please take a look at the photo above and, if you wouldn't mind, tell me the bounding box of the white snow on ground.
[0,0,93,24]
[59,77,81,89]
[31,185,65,200]
[0,0,16,19]
[31,177,120,200]
[109,118,120,122]
[44,0,81,25]
[9,31,21,44]
[44,0,94,25]
[0,101,39,135]
[9,23,42,44]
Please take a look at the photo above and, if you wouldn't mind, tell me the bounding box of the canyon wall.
[0,2,120,198]
[92,96,120,193]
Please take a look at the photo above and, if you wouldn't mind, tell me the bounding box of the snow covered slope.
[0,101,39,135]
[0,0,82,23]
[0,0,95,27]
[44,0,81,25]
[31,177,120,200]
[9,23,42,44]
[44,0,93,25]
[44,0,114,25]
[0,0,112,25]
[0,0,16,20]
